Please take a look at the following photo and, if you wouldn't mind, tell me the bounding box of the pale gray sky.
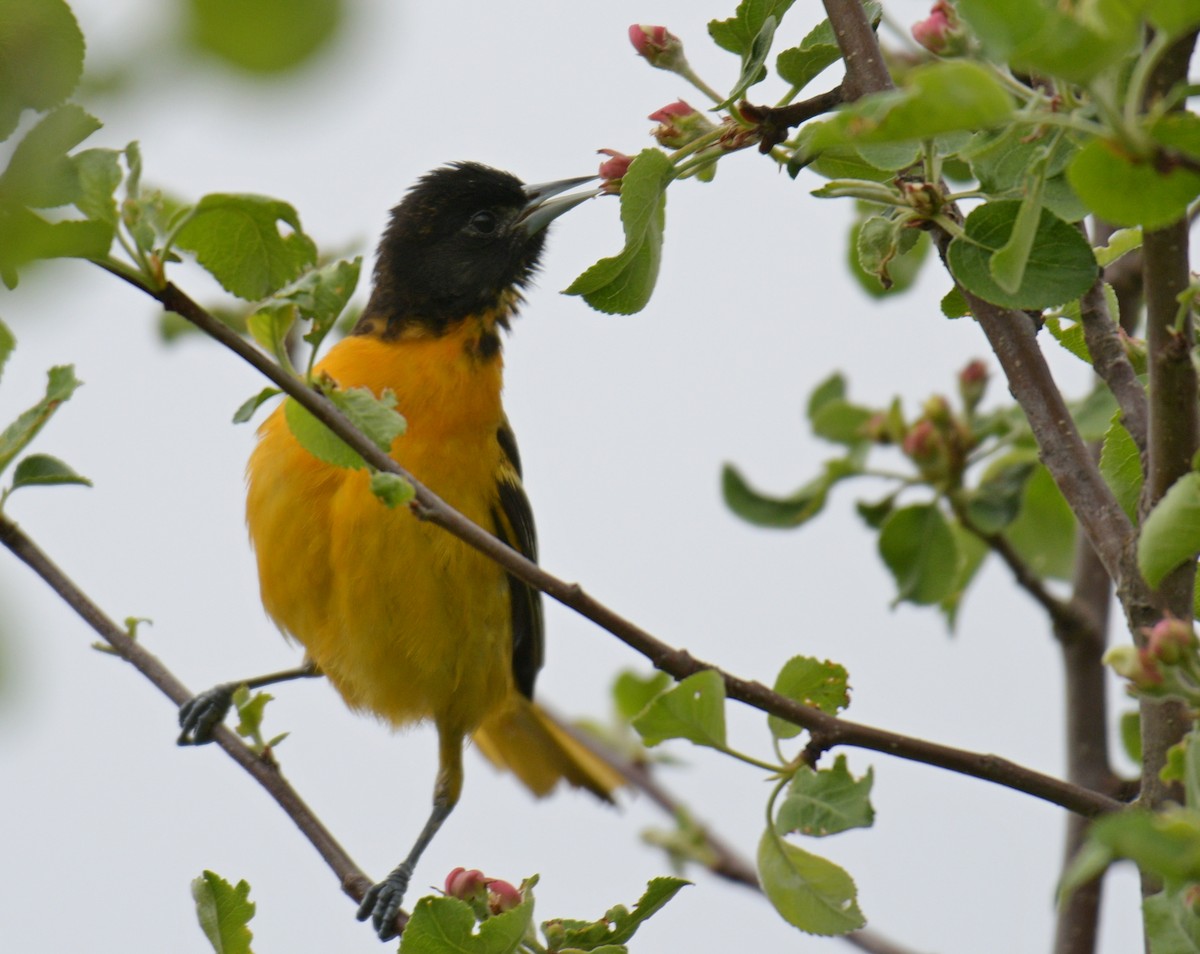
[0,2,1140,951]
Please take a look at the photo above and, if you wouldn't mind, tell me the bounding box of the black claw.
[177,684,235,745]
[357,865,411,941]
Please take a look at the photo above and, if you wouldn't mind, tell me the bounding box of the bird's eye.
[468,210,497,234]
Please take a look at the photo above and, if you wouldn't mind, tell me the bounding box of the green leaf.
[715,14,779,110]
[1094,227,1143,268]
[941,285,971,318]
[776,756,875,837]
[946,200,1098,310]
[806,373,845,418]
[1146,0,1200,38]
[0,207,114,284]
[956,0,1141,84]
[246,304,296,364]
[192,870,255,954]
[231,686,272,743]
[769,656,849,740]
[1121,710,1143,765]
[632,670,727,749]
[271,256,362,355]
[940,521,989,631]
[188,0,344,73]
[966,459,1036,534]
[811,399,873,445]
[757,829,865,935]
[722,456,861,529]
[1044,313,1092,364]
[1144,884,1200,954]
[708,0,795,54]
[328,385,406,452]
[232,387,281,424]
[988,153,1049,294]
[10,453,91,491]
[1100,417,1143,521]
[565,149,670,314]
[0,103,102,208]
[1089,808,1200,883]
[545,877,689,951]
[850,217,928,295]
[878,503,960,606]
[0,0,85,141]
[1005,461,1076,581]
[612,669,673,722]
[399,893,532,954]
[1067,138,1200,231]
[369,471,415,508]
[0,365,81,478]
[804,61,1013,149]
[283,397,364,470]
[1139,473,1200,588]
[965,125,1078,197]
[775,3,881,92]
[172,194,318,300]
[72,148,123,226]
[0,317,13,382]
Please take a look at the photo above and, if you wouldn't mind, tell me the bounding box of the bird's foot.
[177,684,235,745]
[357,863,412,941]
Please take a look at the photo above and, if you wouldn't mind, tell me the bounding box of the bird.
[177,162,621,940]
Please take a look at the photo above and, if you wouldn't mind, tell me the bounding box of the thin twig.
[1078,277,1148,455]
[91,266,1123,820]
[0,514,376,909]
[741,85,845,152]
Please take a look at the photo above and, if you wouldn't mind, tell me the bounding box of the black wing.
[492,418,543,699]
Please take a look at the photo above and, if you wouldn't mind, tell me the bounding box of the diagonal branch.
[1078,277,1148,455]
[90,265,1123,819]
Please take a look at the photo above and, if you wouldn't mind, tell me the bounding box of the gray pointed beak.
[519,174,599,236]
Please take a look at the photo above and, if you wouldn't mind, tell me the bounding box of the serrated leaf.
[232,387,281,424]
[72,148,123,226]
[708,0,795,55]
[776,756,874,836]
[547,877,689,951]
[399,893,532,954]
[172,193,318,300]
[0,0,85,141]
[1100,418,1142,521]
[1044,313,1092,364]
[1139,472,1200,588]
[947,200,1097,310]
[329,386,406,452]
[757,829,865,935]
[769,656,849,740]
[632,670,727,749]
[192,870,255,954]
[0,206,114,282]
[565,149,670,314]
[369,470,414,508]
[612,669,673,722]
[878,503,959,606]
[1144,884,1200,954]
[0,103,102,208]
[267,256,362,354]
[10,453,91,491]
[0,365,81,477]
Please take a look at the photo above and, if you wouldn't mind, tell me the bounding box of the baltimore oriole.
[179,163,621,940]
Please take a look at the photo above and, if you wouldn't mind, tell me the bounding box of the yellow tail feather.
[472,696,624,803]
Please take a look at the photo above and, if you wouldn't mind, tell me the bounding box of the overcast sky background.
[0,1,1143,952]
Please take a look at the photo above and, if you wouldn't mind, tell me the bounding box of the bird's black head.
[360,162,591,339]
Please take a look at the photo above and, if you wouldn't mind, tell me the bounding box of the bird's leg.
[177,660,322,745]
[358,727,465,942]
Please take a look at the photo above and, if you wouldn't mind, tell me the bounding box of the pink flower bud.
[597,149,634,192]
[911,1,967,56]
[486,878,522,914]
[648,99,716,149]
[957,359,988,411]
[444,867,488,901]
[628,24,688,72]
[1143,616,1198,666]
[902,419,938,462]
[1104,645,1164,692]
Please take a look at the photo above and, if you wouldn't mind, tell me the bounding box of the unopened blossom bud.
[648,100,715,149]
[597,149,634,192]
[911,1,968,56]
[922,395,954,428]
[1143,616,1198,667]
[628,24,688,72]
[444,867,488,901]
[903,419,939,462]
[958,359,988,412]
[1104,645,1165,693]
[486,878,522,914]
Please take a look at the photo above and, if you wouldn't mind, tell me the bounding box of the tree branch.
[822,0,894,98]
[90,265,1122,819]
[1078,277,1148,455]
[0,514,376,909]
[741,85,845,153]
